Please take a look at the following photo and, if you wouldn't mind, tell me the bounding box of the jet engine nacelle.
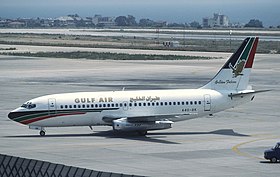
[112,118,173,132]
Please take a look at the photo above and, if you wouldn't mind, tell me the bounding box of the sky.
[1,0,280,26]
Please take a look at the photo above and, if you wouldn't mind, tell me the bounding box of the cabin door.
[48,98,57,115]
[204,94,211,111]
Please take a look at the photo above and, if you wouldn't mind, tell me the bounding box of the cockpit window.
[21,102,36,109]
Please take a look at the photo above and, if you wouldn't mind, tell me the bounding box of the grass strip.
[0,51,219,60]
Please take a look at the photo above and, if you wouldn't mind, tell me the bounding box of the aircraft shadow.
[99,131,180,144]
[148,129,250,137]
[4,130,179,144]
[3,129,248,144]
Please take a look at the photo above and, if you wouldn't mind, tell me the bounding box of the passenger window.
[129,103,132,107]
[147,103,150,106]
[74,105,76,108]
[65,105,68,108]
[186,101,189,105]
[116,103,119,107]
[169,102,172,105]
[177,102,180,105]
[82,105,85,108]
[124,103,127,107]
[143,102,146,106]
[87,105,90,108]
[160,102,163,106]
[182,102,184,105]
[156,102,159,106]
[91,104,94,108]
[103,104,106,107]
[111,104,114,107]
[99,104,102,107]
[78,105,81,108]
[194,101,197,105]
[60,105,63,109]
[134,103,137,106]
[173,102,176,105]
[120,103,123,107]
[190,101,193,105]
[69,105,72,108]
[199,101,201,104]
[152,102,155,106]
[165,102,168,106]
[139,103,142,106]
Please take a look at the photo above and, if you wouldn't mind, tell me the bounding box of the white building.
[203,13,229,28]
[93,15,116,27]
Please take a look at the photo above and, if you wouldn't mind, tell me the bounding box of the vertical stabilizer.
[201,37,259,91]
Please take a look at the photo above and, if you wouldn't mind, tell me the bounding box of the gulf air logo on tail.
[222,37,259,78]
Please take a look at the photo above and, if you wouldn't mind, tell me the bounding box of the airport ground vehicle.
[264,142,280,163]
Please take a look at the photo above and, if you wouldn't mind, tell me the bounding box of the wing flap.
[127,114,186,122]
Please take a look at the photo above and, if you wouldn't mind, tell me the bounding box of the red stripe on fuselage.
[21,112,86,125]
[245,37,259,68]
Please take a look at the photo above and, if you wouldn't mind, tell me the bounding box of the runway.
[0,28,279,41]
[1,54,280,176]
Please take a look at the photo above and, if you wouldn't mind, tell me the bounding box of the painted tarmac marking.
[232,135,280,160]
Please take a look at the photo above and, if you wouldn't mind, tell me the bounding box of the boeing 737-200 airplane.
[8,37,268,136]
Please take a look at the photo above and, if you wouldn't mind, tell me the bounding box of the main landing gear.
[39,130,46,136]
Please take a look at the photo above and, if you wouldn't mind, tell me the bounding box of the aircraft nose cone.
[8,112,17,120]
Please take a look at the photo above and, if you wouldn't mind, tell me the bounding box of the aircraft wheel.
[39,130,46,136]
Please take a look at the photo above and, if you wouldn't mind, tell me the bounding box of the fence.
[0,154,143,177]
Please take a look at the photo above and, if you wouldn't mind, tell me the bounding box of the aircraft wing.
[103,113,196,123]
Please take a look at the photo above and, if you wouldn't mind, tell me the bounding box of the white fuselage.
[11,88,253,128]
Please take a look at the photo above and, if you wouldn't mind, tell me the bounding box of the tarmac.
[1,54,280,176]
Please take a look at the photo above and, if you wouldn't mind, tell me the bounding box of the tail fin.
[201,37,259,91]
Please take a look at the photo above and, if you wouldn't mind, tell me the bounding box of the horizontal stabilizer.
[228,89,271,98]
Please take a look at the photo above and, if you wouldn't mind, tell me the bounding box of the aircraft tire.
[40,130,46,136]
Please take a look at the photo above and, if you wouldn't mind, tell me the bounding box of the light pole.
[183,23,186,47]
[229,30,232,51]
[156,28,160,46]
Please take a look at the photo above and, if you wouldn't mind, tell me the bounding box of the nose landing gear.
[29,126,46,136]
